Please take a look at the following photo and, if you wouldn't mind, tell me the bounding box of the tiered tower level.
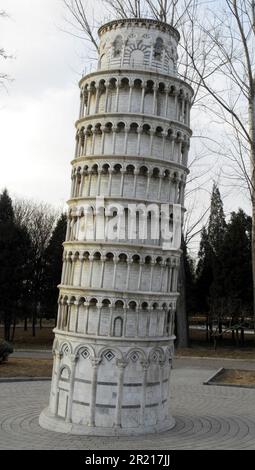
[40,18,193,435]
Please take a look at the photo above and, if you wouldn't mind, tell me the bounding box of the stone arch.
[113,35,124,58]
[60,341,72,356]
[154,37,164,59]
[75,343,95,359]
[59,365,71,380]
[113,316,124,337]
[98,346,123,362]
[126,347,147,363]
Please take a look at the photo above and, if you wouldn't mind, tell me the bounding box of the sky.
[0,0,93,209]
[0,0,251,254]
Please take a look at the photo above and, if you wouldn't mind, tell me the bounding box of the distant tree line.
[0,185,252,347]
[0,189,67,341]
[182,183,253,346]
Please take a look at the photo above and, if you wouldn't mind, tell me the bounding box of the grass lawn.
[0,357,53,378]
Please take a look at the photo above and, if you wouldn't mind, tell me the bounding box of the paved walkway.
[0,359,255,450]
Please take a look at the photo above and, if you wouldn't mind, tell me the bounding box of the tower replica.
[40,18,192,435]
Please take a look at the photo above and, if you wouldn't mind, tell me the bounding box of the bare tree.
[14,199,58,336]
[182,0,255,326]
[62,0,100,51]
[0,10,10,88]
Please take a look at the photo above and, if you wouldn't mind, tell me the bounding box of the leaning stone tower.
[40,18,192,435]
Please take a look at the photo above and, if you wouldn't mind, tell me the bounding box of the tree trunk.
[4,314,11,342]
[235,328,239,347]
[232,328,235,345]
[24,316,28,331]
[32,302,37,337]
[11,316,16,342]
[249,90,255,341]
[240,327,245,346]
[176,251,189,348]
[219,320,222,344]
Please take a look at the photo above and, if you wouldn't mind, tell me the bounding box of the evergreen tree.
[196,183,227,316]
[221,209,252,315]
[0,190,31,340]
[196,226,213,313]
[207,183,227,255]
[43,213,67,322]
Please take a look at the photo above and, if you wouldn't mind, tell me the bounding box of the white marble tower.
[39,18,193,435]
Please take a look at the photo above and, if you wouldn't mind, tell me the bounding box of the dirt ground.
[0,326,54,350]
[213,369,255,386]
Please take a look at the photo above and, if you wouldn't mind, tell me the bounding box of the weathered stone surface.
[40,18,192,435]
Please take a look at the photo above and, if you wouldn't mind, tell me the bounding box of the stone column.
[146,170,152,198]
[52,351,63,417]
[158,359,165,422]
[124,129,129,154]
[112,257,118,289]
[149,129,154,155]
[91,128,96,155]
[86,170,92,196]
[115,80,120,112]
[97,302,103,336]
[104,83,110,112]
[88,255,94,287]
[87,86,92,115]
[74,135,79,158]
[79,255,84,287]
[84,301,90,334]
[162,132,167,160]
[157,174,163,200]
[89,358,101,427]
[174,90,178,119]
[75,301,80,333]
[140,84,146,113]
[100,256,106,288]
[108,168,113,196]
[133,169,139,197]
[128,84,134,112]
[101,128,106,154]
[126,259,132,290]
[149,260,155,292]
[96,169,102,195]
[138,260,144,290]
[112,126,117,154]
[79,91,83,118]
[153,84,158,114]
[137,127,142,155]
[114,359,128,428]
[164,86,169,117]
[66,354,78,423]
[61,256,67,284]
[79,171,85,197]
[109,306,114,336]
[140,360,149,425]
[120,169,125,196]
[70,255,76,285]
[95,84,100,114]
[160,261,165,291]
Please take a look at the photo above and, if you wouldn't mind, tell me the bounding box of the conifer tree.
[0,190,31,341]
[43,213,67,322]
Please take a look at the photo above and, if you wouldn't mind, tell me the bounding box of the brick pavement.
[0,362,255,450]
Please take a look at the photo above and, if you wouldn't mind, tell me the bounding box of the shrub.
[0,340,13,363]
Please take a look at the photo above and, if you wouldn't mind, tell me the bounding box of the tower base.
[39,407,175,436]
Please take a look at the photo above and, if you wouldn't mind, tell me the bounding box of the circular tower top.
[97,18,180,76]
